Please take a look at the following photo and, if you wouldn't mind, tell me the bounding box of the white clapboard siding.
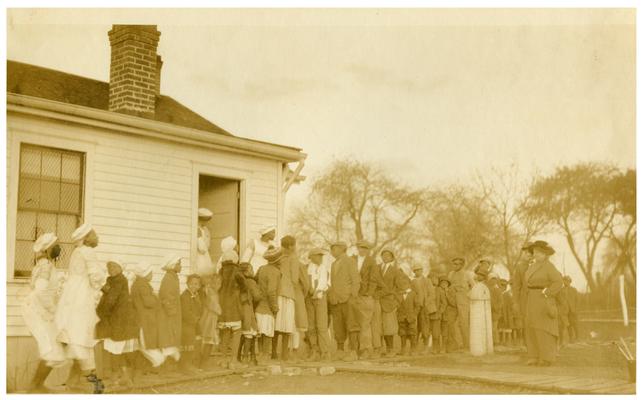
[7,111,283,338]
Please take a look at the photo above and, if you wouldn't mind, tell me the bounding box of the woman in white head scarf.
[21,233,67,393]
[54,223,105,393]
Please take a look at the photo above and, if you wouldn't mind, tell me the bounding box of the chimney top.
[108,25,161,118]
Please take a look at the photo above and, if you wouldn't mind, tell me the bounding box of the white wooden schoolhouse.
[6,24,306,390]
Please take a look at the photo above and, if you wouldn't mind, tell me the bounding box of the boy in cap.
[327,241,360,361]
[397,282,419,356]
[306,247,332,361]
[352,240,384,359]
[411,265,436,354]
[440,275,458,353]
[376,248,408,357]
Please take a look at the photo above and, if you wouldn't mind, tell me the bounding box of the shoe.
[334,350,346,361]
[320,353,332,362]
[359,349,373,360]
[342,351,358,362]
[537,360,552,367]
[307,351,321,362]
[525,359,539,366]
[86,374,104,394]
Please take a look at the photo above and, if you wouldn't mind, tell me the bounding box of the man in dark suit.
[351,240,385,359]
[375,247,409,357]
[327,241,360,361]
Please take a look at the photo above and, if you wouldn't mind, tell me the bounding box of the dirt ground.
[408,340,633,381]
[129,371,548,394]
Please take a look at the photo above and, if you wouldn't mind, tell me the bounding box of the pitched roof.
[7,60,234,136]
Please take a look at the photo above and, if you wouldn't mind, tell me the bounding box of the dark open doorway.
[198,175,240,263]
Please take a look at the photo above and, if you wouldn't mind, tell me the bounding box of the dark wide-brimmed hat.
[264,247,285,264]
[521,241,535,251]
[528,240,555,256]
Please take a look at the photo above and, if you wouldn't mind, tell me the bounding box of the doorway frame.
[191,162,249,272]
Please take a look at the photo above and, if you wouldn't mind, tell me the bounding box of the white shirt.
[307,262,330,298]
[357,255,365,272]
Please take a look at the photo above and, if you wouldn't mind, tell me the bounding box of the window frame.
[7,129,95,282]
[14,144,86,278]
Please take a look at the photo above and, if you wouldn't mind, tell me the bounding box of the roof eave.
[7,93,307,163]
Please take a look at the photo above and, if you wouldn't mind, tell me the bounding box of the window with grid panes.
[15,144,85,278]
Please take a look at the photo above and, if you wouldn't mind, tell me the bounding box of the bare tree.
[288,158,428,255]
[476,163,548,273]
[526,162,620,292]
[422,185,500,267]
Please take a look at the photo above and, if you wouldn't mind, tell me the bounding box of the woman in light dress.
[241,226,276,277]
[21,233,67,393]
[469,260,494,357]
[54,223,105,393]
[196,208,215,276]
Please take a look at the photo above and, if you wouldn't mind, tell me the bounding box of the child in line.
[499,279,515,346]
[254,247,282,360]
[218,248,246,369]
[397,280,420,356]
[198,273,222,369]
[441,276,459,353]
[429,274,447,354]
[158,255,183,371]
[239,262,262,365]
[180,274,203,372]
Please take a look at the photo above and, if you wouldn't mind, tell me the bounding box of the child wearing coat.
[441,276,459,353]
[254,247,282,359]
[239,262,262,365]
[158,255,183,370]
[130,262,164,372]
[96,259,139,387]
[198,273,222,369]
[397,281,420,356]
[429,274,447,354]
[180,274,203,372]
[218,248,247,369]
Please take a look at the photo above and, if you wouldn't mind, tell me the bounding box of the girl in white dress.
[469,261,494,356]
[21,233,67,393]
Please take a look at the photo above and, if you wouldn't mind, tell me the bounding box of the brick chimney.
[108,25,161,118]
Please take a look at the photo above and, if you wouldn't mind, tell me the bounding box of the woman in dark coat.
[158,255,183,368]
[96,259,139,386]
[180,274,203,372]
[130,261,164,369]
[523,241,564,367]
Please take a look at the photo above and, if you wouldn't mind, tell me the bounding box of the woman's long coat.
[524,259,564,337]
[131,276,161,349]
[96,273,139,341]
[219,261,246,323]
[158,270,182,347]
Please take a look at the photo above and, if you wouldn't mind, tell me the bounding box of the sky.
[6,8,636,290]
